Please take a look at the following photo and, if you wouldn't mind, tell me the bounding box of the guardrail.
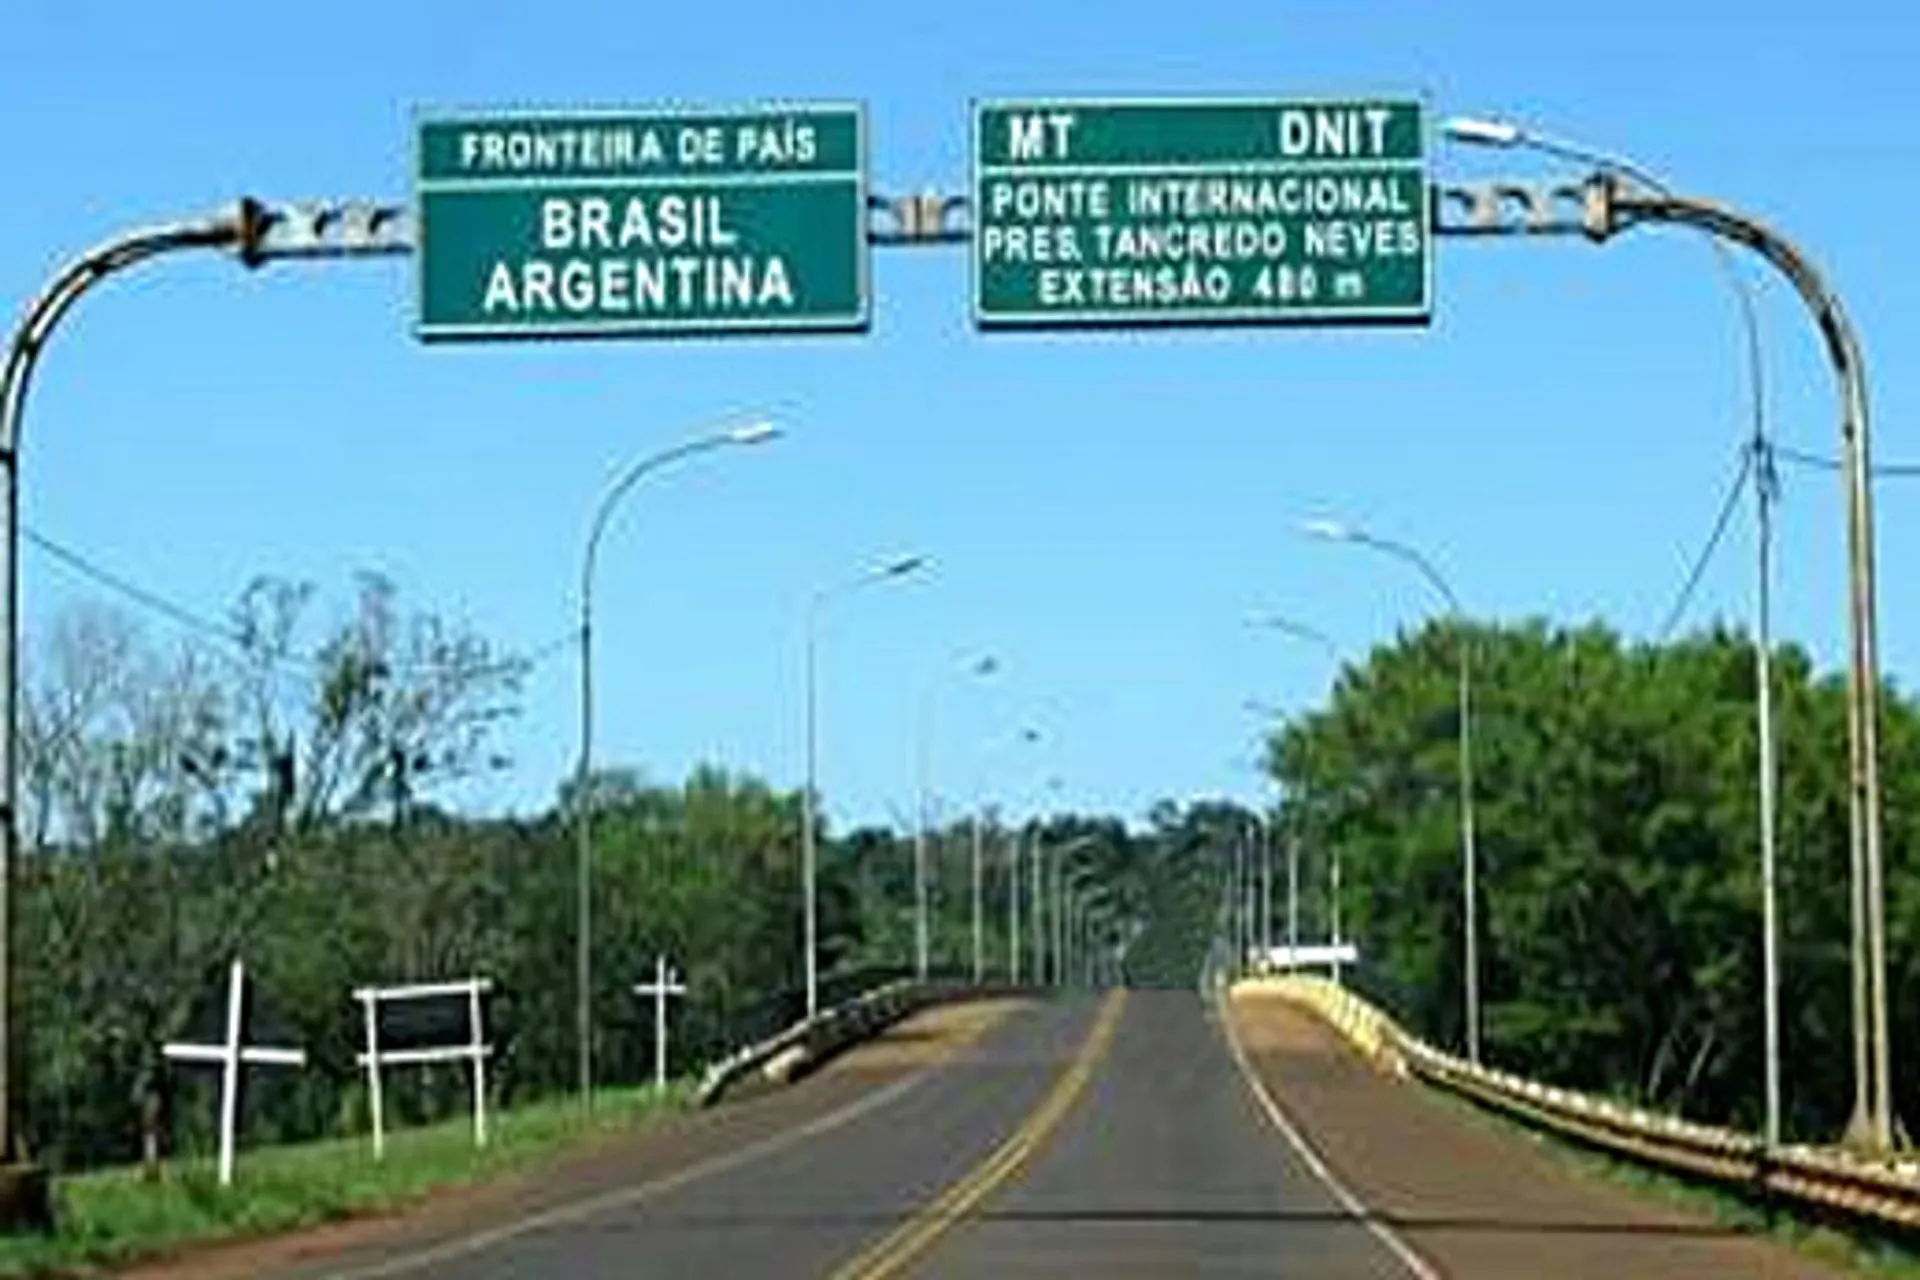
[1243,974,1920,1234]
[693,978,938,1108]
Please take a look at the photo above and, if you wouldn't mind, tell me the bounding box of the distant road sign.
[1260,942,1360,969]
[973,98,1430,329]
[416,105,868,340]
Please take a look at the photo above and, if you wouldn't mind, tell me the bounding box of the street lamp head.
[881,554,927,579]
[971,654,1001,678]
[1299,517,1355,543]
[726,419,781,445]
[1443,116,1524,148]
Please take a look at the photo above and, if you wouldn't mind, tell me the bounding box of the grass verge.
[0,1083,691,1278]
[1420,1081,1920,1278]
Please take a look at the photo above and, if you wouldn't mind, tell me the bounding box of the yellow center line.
[828,989,1129,1280]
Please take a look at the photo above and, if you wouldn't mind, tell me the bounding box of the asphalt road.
[257,985,1841,1279]
[891,987,1415,1279]
[290,994,1099,1279]
[285,988,1416,1279]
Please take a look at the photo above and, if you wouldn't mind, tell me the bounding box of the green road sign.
[973,98,1430,329]
[415,105,868,340]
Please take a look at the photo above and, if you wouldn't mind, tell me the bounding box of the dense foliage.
[48,572,1896,1172]
[1267,618,1920,1142]
[11,582,852,1174]
[13,581,1239,1176]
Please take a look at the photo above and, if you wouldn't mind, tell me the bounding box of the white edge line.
[320,1069,931,1280]
[1215,984,1444,1280]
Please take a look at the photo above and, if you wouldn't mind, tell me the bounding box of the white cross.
[162,958,306,1187]
[633,955,687,1093]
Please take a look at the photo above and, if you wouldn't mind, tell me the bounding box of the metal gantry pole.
[1433,166,1893,1143]
[0,200,412,1203]
[1,212,241,1176]
[1595,177,1890,1148]
[1454,121,1783,1149]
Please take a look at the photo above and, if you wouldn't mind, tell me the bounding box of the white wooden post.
[632,955,687,1093]
[469,979,487,1148]
[357,989,385,1160]
[218,958,243,1186]
[162,959,306,1187]
[353,978,492,1160]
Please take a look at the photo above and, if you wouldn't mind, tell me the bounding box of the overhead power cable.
[22,527,572,682]
[1773,445,1920,479]
[25,527,251,648]
[1657,446,1754,643]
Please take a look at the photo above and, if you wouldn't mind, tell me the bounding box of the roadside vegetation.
[1266,617,1920,1143]
[0,1083,686,1276]
[7,571,1226,1268]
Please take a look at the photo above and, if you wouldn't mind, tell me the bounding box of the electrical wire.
[23,526,575,682]
[26,528,250,648]
[1774,445,1920,478]
[1658,446,1755,642]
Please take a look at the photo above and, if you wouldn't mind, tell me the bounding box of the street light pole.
[914,694,931,982]
[971,809,985,983]
[1249,616,1345,982]
[1007,825,1022,983]
[1330,840,1345,986]
[1447,115,1783,1149]
[574,419,780,1103]
[1287,827,1300,964]
[1053,835,1067,986]
[1030,821,1045,983]
[920,655,1000,984]
[1053,834,1100,987]
[1301,520,1479,1064]
[1260,812,1273,962]
[802,554,927,1019]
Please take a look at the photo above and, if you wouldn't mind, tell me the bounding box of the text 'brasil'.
[415,105,868,339]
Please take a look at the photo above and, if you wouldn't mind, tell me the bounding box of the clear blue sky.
[3,1,1915,831]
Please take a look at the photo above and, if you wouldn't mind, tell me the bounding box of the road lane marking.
[828,989,1128,1280]
[314,999,1035,1279]
[318,1066,937,1278]
[1216,986,1443,1280]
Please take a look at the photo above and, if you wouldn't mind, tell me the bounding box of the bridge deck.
[1232,986,1851,1278]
